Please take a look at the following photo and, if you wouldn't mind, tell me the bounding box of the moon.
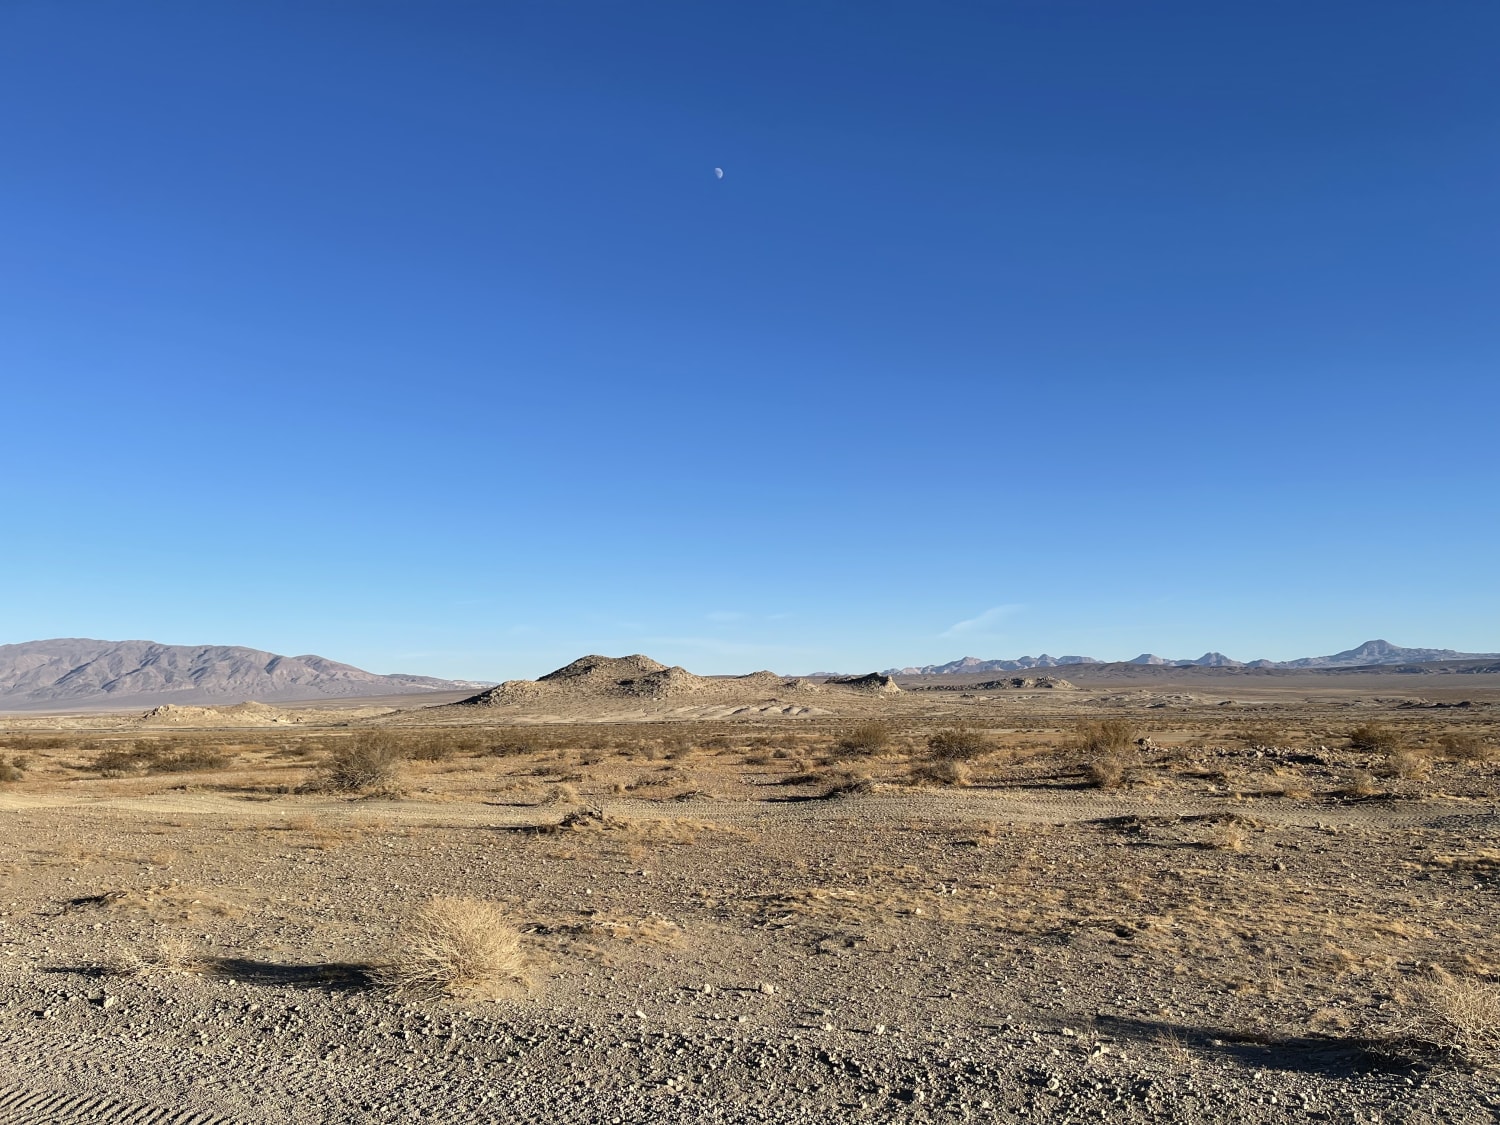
[714,167,724,180]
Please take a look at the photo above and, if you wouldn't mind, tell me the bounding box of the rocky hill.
[450,655,897,713]
[0,638,489,711]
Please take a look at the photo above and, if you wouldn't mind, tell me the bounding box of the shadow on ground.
[198,957,376,990]
[1096,1014,1421,1077]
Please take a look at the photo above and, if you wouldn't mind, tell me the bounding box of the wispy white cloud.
[940,604,1024,639]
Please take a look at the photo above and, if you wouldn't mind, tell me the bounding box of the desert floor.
[2,674,1498,1123]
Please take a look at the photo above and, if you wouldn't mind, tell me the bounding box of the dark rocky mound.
[823,673,901,695]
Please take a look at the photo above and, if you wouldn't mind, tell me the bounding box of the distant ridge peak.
[885,640,1499,675]
[0,637,487,711]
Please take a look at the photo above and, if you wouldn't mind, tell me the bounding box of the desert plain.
[2,656,1499,1123]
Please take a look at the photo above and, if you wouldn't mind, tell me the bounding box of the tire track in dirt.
[5,787,1497,835]
[0,1082,242,1125]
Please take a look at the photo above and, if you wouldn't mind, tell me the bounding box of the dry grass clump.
[1073,720,1137,788]
[909,759,971,787]
[1348,722,1403,754]
[318,733,405,793]
[91,741,232,778]
[833,721,894,759]
[1379,748,1432,781]
[487,729,552,757]
[0,756,27,783]
[406,733,476,762]
[1439,731,1493,762]
[1337,769,1382,798]
[1075,719,1137,756]
[90,931,202,977]
[1394,969,1500,1069]
[1206,822,1250,852]
[1087,756,1127,789]
[926,726,992,761]
[371,896,528,1001]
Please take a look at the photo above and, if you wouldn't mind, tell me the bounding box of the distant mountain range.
[887,640,1500,676]
[0,639,492,711]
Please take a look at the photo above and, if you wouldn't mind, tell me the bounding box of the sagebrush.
[372,897,528,1000]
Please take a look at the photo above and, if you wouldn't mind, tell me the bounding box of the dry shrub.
[834,721,894,759]
[0,757,25,783]
[1207,823,1249,852]
[319,733,404,792]
[91,741,230,777]
[1380,748,1432,781]
[1396,969,1500,1069]
[1439,731,1493,762]
[406,734,458,762]
[548,805,619,832]
[1087,756,1127,789]
[1075,719,1137,756]
[1349,723,1403,754]
[372,897,528,1001]
[909,760,971,787]
[821,773,877,798]
[487,729,550,757]
[927,726,992,761]
[150,746,232,773]
[1338,769,1381,798]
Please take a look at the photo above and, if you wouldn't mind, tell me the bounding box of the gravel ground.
[3,711,1500,1123]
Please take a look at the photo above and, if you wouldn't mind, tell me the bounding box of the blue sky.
[2,1,1496,679]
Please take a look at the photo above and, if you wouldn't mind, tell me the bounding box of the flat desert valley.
[3,656,1499,1123]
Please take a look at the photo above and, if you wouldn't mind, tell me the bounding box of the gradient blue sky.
[2,1,1496,680]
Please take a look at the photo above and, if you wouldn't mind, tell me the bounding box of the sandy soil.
[1,674,1498,1122]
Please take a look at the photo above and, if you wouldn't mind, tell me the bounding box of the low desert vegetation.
[1338,769,1382,799]
[317,733,405,793]
[1349,722,1404,754]
[91,741,232,778]
[926,726,992,761]
[1074,719,1138,756]
[372,896,528,1001]
[1086,756,1127,789]
[1438,730,1493,762]
[1074,720,1138,788]
[833,721,894,759]
[1379,747,1432,781]
[1393,969,1500,1070]
[909,759,971,787]
[0,755,28,783]
[487,729,553,757]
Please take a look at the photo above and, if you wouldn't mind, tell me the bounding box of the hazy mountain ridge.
[887,640,1499,676]
[887,654,1100,675]
[0,639,492,710]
